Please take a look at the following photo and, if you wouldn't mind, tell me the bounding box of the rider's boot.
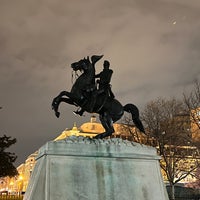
[73,108,85,116]
[109,88,115,99]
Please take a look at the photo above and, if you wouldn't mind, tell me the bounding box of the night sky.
[1,0,200,166]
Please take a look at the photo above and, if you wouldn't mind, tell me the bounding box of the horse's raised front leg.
[52,91,74,118]
[94,112,114,139]
[52,95,62,118]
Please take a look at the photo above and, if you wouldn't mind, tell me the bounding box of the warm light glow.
[9,181,14,186]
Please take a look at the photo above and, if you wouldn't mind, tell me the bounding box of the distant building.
[0,152,37,194]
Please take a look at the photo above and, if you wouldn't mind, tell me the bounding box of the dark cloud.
[0,0,200,165]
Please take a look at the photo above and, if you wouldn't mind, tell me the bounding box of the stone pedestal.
[24,136,169,200]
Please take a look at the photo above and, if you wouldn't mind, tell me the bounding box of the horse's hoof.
[93,134,103,139]
[55,112,60,118]
[93,135,99,139]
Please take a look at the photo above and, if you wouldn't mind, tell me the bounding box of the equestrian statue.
[52,55,145,139]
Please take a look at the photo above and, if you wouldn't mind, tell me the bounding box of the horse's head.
[71,57,91,72]
[71,55,104,72]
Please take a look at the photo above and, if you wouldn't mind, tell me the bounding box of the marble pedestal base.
[24,136,169,200]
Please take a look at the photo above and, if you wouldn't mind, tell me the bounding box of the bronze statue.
[52,55,145,139]
[74,59,114,116]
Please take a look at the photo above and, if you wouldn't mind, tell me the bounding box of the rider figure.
[95,60,115,99]
[74,60,115,116]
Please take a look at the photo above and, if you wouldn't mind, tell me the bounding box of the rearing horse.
[52,55,145,139]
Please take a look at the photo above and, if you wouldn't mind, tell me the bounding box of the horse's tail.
[123,104,145,133]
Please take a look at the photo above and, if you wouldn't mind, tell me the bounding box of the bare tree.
[185,167,200,189]
[141,97,199,200]
[116,115,147,143]
[184,79,200,109]
[183,79,200,146]
[0,135,18,178]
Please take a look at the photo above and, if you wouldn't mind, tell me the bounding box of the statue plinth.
[24,136,169,200]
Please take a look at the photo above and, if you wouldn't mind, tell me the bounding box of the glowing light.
[9,181,14,186]
[173,21,177,25]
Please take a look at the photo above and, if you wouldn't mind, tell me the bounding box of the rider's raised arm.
[95,72,101,78]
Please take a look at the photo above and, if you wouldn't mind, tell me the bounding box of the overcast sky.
[1,0,200,166]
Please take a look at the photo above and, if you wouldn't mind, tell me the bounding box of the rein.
[71,70,79,84]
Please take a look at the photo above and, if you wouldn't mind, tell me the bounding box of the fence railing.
[0,195,23,200]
